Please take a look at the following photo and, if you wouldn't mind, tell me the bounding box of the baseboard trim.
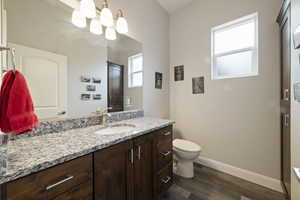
[195,156,284,193]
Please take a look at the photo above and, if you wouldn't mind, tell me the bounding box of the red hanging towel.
[0,70,15,133]
[4,70,39,135]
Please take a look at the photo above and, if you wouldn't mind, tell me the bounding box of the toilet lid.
[173,139,201,152]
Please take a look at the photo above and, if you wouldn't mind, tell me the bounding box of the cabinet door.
[94,141,133,200]
[133,133,154,200]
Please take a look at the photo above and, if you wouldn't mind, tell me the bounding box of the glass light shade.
[72,9,86,28]
[116,17,128,34]
[90,17,103,35]
[100,8,113,27]
[105,27,117,40]
[80,0,96,19]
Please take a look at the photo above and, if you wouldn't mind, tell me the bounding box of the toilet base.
[174,160,194,178]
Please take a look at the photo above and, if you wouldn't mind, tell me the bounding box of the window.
[128,53,143,87]
[211,13,258,80]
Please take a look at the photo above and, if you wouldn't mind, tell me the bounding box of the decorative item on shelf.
[81,94,91,101]
[87,85,96,92]
[294,25,300,49]
[174,65,184,81]
[93,77,101,84]
[93,94,102,100]
[81,75,91,83]
[71,0,128,40]
[155,72,163,89]
[192,77,205,94]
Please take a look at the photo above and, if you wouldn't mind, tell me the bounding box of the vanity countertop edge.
[0,117,175,185]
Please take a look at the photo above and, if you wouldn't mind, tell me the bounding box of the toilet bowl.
[173,139,201,178]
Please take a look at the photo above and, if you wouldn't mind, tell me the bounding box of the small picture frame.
[93,94,102,100]
[81,94,91,101]
[155,72,163,89]
[174,65,184,81]
[81,76,91,83]
[93,77,101,84]
[86,85,96,92]
[192,77,205,94]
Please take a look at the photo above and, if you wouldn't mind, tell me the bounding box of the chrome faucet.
[99,107,112,127]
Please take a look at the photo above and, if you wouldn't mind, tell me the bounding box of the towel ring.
[0,46,17,74]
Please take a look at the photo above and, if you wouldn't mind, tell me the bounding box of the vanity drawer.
[157,163,173,195]
[6,154,93,200]
[52,181,93,200]
[156,126,173,145]
[157,141,173,170]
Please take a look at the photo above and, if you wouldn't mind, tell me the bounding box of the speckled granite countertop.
[0,117,175,184]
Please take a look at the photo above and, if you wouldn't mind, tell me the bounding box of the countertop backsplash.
[9,110,144,141]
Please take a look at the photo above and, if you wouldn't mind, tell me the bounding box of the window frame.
[211,12,259,80]
[128,53,143,88]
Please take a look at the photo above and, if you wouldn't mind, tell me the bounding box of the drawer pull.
[161,176,171,184]
[163,132,171,136]
[137,145,141,160]
[130,148,134,164]
[160,151,171,157]
[46,176,74,190]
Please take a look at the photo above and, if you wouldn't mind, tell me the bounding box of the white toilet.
[173,139,202,178]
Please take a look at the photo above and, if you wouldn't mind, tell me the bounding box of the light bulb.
[105,27,117,40]
[90,17,103,35]
[80,0,96,19]
[116,17,128,34]
[100,8,113,27]
[72,9,86,28]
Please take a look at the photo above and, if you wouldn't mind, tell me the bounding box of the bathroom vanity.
[0,117,174,200]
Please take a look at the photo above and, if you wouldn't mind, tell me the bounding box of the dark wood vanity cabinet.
[4,155,93,200]
[1,125,173,200]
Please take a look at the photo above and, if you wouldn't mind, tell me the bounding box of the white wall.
[99,0,170,118]
[291,0,300,199]
[170,0,282,179]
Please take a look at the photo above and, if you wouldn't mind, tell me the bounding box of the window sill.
[212,73,258,80]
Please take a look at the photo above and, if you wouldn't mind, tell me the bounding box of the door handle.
[283,89,289,101]
[46,176,74,190]
[137,145,141,160]
[284,114,289,127]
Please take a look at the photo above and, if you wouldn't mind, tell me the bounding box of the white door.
[8,43,68,120]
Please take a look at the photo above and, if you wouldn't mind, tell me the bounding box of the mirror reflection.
[5,0,143,120]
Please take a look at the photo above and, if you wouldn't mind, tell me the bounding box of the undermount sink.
[94,123,136,136]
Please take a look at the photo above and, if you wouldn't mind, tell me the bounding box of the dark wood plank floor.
[161,164,287,200]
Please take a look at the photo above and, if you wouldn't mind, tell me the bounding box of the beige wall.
[291,0,300,199]
[170,0,282,179]
[100,0,170,118]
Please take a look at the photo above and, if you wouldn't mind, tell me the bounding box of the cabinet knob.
[161,176,171,184]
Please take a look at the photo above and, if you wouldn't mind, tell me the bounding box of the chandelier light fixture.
[72,9,87,28]
[116,9,128,34]
[80,0,96,19]
[71,0,129,40]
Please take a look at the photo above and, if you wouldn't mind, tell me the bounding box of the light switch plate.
[293,168,300,181]
[293,82,300,101]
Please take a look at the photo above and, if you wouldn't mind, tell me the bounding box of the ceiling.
[156,0,194,13]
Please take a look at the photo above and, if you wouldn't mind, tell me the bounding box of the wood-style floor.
[161,164,287,200]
